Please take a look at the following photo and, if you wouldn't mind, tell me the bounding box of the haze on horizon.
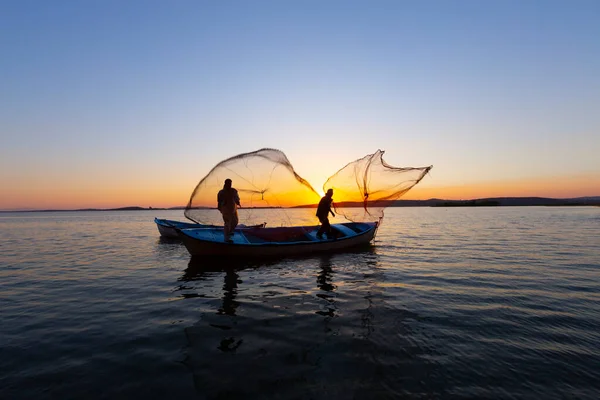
[1,1,599,211]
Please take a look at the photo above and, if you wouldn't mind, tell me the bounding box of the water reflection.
[316,254,337,317]
[317,255,336,292]
[157,236,181,244]
[182,248,395,398]
[218,270,240,316]
[181,257,254,319]
[186,254,278,272]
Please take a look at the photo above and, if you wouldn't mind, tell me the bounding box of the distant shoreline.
[2,196,599,212]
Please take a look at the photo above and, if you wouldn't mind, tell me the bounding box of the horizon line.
[2,195,599,212]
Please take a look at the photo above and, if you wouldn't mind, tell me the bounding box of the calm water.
[1,207,599,399]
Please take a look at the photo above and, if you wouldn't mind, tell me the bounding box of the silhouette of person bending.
[316,189,335,239]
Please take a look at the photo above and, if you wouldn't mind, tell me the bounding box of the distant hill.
[426,196,600,207]
[2,196,599,212]
[387,197,600,207]
[311,196,600,208]
[76,206,150,211]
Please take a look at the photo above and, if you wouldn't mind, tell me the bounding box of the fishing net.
[185,148,322,227]
[323,150,433,223]
[185,148,432,228]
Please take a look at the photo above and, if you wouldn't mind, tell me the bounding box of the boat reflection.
[182,246,383,398]
[184,243,377,272]
[157,235,181,244]
[185,255,279,274]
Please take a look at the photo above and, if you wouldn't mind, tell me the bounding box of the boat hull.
[156,222,178,238]
[155,218,211,238]
[178,222,378,257]
[155,218,266,239]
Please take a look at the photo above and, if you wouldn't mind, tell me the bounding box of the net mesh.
[185,148,432,227]
[185,148,322,227]
[323,150,433,223]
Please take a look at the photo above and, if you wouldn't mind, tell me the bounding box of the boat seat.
[243,227,314,243]
[344,223,371,233]
[332,224,359,237]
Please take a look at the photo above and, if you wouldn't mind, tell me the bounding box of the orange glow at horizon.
[2,173,599,210]
[188,181,322,209]
[404,173,600,200]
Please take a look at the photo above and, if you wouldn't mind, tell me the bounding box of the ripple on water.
[1,208,600,399]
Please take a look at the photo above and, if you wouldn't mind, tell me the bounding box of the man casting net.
[185,148,322,228]
[323,150,433,223]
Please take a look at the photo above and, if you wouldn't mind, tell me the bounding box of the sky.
[1,0,599,210]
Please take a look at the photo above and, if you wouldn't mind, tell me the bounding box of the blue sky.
[1,0,599,209]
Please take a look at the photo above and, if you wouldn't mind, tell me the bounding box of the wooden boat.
[155,218,266,239]
[155,218,216,238]
[177,221,378,257]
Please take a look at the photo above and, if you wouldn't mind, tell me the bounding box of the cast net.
[323,150,433,223]
[185,148,322,227]
[185,148,432,228]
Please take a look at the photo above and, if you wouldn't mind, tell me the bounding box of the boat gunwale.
[177,222,378,248]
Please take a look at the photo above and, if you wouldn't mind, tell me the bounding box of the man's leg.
[323,218,332,238]
[317,216,328,238]
[223,213,232,240]
[231,211,239,233]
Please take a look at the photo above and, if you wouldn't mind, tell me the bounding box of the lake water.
[1,207,599,399]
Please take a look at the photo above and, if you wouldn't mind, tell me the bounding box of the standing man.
[316,188,335,239]
[217,178,241,242]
